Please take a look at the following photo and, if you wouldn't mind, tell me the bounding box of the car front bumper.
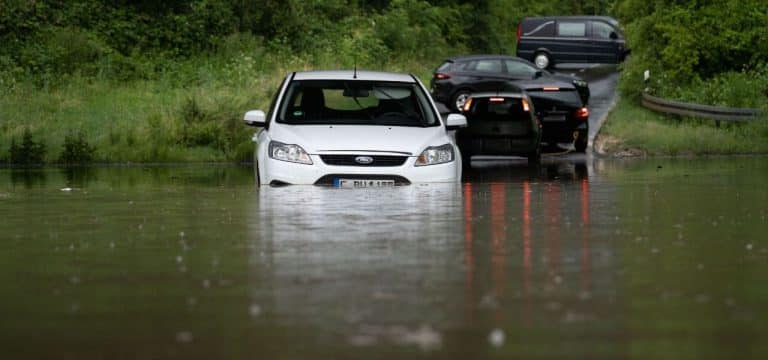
[261,154,461,186]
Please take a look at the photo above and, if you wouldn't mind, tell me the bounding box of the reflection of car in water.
[457,91,542,166]
[516,16,630,70]
[251,184,465,329]
[243,70,468,186]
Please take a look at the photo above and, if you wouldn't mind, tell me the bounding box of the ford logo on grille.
[355,156,374,165]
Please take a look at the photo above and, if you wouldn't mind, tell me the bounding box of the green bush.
[58,131,96,164]
[9,129,46,165]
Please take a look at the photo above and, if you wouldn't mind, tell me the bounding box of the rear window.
[436,61,452,72]
[528,89,583,108]
[466,98,530,121]
[557,22,586,37]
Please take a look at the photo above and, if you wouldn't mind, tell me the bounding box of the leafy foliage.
[59,131,96,164]
[9,129,46,165]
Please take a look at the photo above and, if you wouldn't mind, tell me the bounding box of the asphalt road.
[437,63,620,155]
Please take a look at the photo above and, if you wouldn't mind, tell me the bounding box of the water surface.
[1,157,766,358]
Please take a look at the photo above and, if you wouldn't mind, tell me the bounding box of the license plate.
[543,115,566,122]
[333,178,396,188]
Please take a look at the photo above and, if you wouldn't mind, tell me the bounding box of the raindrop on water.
[175,331,194,343]
[488,328,505,347]
[249,304,262,317]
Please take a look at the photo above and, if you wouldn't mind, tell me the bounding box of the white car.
[243,70,468,187]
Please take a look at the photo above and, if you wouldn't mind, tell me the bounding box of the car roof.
[521,15,619,26]
[293,70,416,82]
[445,54,521,62]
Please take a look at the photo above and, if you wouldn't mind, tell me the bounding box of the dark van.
[516,16,629,69]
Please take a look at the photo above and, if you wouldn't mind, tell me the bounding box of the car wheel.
[534,53,550,69]
[452,90,471,112]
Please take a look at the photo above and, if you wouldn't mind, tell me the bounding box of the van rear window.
[557,22,586,37]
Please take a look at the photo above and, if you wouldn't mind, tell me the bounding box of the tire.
[451,90,471,112]
[534,52,551,69]
[574,133,588,153]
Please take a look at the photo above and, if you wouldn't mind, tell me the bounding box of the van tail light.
[517,24,522,42]
[462,98,474,112]
[575,107,589,120]
[434,73,451,80]
[522,98,530,112]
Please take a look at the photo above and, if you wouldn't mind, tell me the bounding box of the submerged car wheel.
[452,90,471,112]
[534,53,550,69]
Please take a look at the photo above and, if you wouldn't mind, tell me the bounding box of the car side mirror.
[244,110,266,127]
[609,31,618,40]
[445,113,467,130]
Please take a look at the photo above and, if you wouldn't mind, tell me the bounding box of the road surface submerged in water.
[1,157,767,358]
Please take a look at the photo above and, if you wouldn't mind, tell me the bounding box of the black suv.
[430,55,590,152]
[430,55,589,112]
[458,91,541,166]
[516,16,629,69]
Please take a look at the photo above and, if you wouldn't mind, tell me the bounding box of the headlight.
[573,79,588,88]
[268,141,313,165]
[415,144,454,166]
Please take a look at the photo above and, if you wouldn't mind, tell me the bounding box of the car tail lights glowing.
[489,97,505,103]
[542,87,560,91]
[462,98,474,112]
[522,98,530,112]
[434,73,451,80]
[575,107,589,120]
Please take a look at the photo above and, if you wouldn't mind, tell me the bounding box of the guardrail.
[641,92,761,127]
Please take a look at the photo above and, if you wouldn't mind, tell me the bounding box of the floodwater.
[1,157,767,359]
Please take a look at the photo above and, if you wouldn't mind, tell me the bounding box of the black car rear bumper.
[541,121,588,143]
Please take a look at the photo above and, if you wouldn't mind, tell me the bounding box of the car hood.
[268,124,449,156]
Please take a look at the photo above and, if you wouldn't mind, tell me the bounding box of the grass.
[0,53,440,164]
[597,98,768,156]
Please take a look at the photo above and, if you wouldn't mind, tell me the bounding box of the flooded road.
[1,157,767,358]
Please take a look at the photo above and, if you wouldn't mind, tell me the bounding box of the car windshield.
[277,80,438,127]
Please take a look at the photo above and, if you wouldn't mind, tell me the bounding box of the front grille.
[320,155,408,167]
[315,174,411,186]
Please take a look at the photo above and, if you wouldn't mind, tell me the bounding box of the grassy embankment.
[597,99,768,157]
[597,0,768,156]
[0,55,439,164]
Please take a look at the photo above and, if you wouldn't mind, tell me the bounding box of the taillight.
[517,24,522,43]
[462,98,474,112]
[434,73,451,80]
[522,98,530,112]
[542,87,560,91]
[489,97,505,103]
[575,107,589,120]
